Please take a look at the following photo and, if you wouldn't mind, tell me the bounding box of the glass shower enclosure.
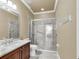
[30,18,57,51]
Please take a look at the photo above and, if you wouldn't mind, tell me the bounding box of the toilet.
[30,44,37,56]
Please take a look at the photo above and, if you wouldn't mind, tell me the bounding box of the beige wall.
[12,0,34,39]
[0,9,18,39]
[56,0,76,59]
[34,12,55,19]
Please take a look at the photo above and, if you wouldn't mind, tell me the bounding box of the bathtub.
[30,44,60,59]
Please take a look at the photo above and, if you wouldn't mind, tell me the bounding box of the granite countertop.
[0,38,30,57]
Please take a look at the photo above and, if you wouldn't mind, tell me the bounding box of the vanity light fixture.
[0,0,7,3]
[7,0,17,10]
[8,0,12,4]
[8,0,13,7]
[13,4,17,10]
[0,0,18,16]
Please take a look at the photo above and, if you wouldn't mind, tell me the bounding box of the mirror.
[0,0,19,39]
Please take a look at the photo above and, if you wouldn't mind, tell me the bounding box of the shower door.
[32,21,45,49]
[31,19,57,51]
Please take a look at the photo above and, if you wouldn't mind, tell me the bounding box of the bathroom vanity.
[0,39,30,59]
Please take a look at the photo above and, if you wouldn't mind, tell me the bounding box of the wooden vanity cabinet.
[0,43,30,59]
[21,43,30,59]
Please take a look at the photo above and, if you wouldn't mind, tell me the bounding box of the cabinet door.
[9,50,20,59]
[21,43,30,59]
[1,49,20,59]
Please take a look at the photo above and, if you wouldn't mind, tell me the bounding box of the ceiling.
[25,0,55,12]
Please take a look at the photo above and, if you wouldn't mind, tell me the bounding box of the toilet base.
[30,44,37,56]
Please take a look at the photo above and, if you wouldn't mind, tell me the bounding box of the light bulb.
[8,0,13,7]
[13,4,17,10]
